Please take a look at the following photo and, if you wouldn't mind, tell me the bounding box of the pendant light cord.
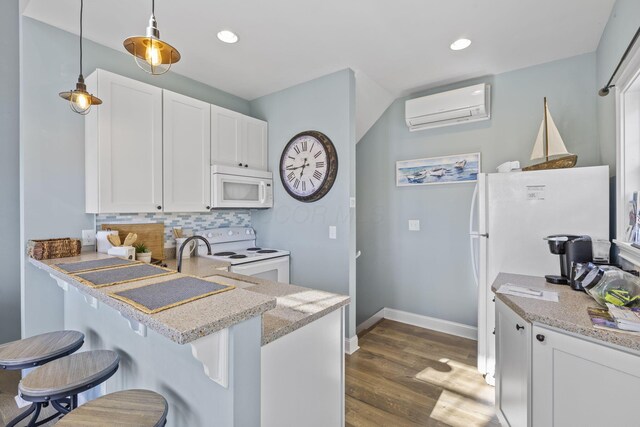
[152,0,155,16]
[79,0,83,77]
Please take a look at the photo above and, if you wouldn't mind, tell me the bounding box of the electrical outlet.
[408,220,420,231]
[329,226,337,239]
[82,229,96,246]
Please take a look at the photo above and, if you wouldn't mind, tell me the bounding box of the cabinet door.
[95,70,163,213]
[211,105,242,168]
[242,117,268,170]
[495,300,530,427]
[163,90,211,212]
[532,326,640,427]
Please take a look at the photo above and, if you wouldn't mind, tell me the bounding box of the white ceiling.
[23,0,614,102]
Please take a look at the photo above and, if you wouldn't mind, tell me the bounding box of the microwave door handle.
[259,182,266,204]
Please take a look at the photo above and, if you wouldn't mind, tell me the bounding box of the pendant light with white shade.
[59,0,102,115]
[123,0,181,75]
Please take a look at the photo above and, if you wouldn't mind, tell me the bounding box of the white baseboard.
[355,308,385,334]
[357,308,478,341]
[345,335,359,355]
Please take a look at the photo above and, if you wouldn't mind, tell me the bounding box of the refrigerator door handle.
[469,183,479,235]
[470,183,480,287]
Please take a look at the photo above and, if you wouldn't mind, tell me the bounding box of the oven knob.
[228,230,234,236]
[245,229,250,234]
[207,233,213,238]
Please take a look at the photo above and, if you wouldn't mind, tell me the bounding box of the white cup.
[176,238,195,259]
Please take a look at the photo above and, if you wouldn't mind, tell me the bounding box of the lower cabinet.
[531,325,640,427]
[261,308,344,427]
[495,300,530,427]
[496,300,640,427]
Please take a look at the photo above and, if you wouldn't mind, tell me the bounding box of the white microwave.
[211,165,273,209]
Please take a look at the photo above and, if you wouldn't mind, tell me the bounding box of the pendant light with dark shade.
[123,0,181,75]
[59,0,101,115]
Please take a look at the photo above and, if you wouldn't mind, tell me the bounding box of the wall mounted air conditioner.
[405,83,491,131]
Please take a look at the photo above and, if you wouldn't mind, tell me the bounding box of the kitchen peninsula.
[29,252,349,426]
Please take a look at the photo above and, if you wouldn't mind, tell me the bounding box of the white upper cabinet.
[85,69,163,213]
[163,90,211,212]
[211,105,243,168]
[211,104,268,171]
[85,70,268,214]
[242,116,268,171]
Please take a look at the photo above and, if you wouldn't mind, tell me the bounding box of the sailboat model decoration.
[522,97,577,171]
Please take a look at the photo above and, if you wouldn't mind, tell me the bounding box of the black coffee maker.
[544,235,593,286]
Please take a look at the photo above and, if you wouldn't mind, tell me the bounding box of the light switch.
[82,229,96,246]
[329,226,337,239]
[408,220,420,231]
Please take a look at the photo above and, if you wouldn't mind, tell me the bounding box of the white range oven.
[211,165,273,209]
[196,227,289,283]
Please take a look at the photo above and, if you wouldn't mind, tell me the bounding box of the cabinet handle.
[238,163,243,167]
[516,324,524,331]
[157,205,162,210]
[245,164,248,168]
[492,296,495,302]
[536,334,545,342]
[206,206,210,210]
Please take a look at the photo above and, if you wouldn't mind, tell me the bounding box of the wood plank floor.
[0,370,56,427]
[346,319,500,427]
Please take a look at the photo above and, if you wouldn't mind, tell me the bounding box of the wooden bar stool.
[0,331,84,370]
[56,389,168,426]
[7,350,120,427]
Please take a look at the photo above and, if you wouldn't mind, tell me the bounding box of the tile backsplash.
[96,211,252,246]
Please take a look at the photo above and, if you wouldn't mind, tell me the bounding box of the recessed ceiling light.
[217,30,239,44]
[450,38,472,51]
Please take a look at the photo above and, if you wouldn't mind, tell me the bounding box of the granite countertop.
[163,257,230,276]
[197,271,351,346]
[30,253,350,347]
[30,253,276,345]
[492,273,640,353]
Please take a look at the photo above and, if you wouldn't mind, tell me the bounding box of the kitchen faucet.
[177,235,212,273]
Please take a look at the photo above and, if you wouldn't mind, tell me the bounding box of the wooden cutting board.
[101,223,165,260]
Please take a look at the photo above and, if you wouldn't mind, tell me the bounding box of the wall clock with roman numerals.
[279,130,338,202]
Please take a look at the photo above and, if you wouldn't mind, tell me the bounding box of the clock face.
[280,131,338,203]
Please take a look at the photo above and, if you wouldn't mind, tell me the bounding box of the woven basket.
[27,238,82,260]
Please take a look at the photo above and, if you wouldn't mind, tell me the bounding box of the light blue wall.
[356,53,601,327]
[596,0,640,172]
[0,0,20,344]
[20,17,251,338]
[250,70,357,337]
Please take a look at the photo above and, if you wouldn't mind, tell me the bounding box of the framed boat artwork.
[396,152,481,187]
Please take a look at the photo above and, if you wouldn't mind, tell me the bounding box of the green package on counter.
[604,289,640,306]
[586,265,640,308]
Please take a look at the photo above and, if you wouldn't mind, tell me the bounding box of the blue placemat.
[110,276,234,313]
[54,257,139,274]
[73,264,174,288]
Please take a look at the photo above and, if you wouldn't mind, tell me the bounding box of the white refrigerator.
[470,166,609,384]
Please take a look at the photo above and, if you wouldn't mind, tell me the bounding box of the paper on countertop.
[497,283,559,302]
